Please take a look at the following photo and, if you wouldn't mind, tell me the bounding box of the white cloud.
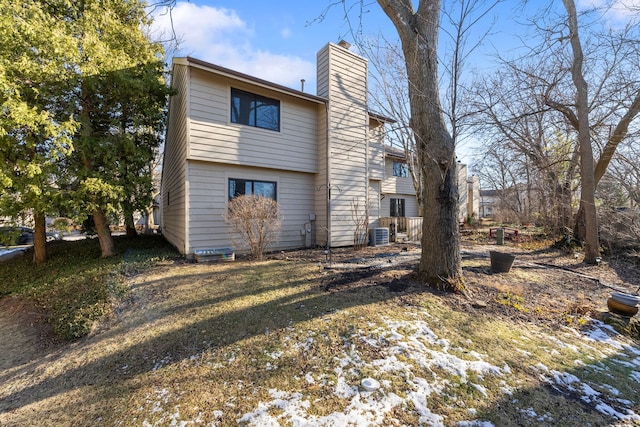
[577,0,640,21]
[280,27,292,39]
[150,2,315,89]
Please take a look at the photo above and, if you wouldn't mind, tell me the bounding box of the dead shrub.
[224,195,282,259]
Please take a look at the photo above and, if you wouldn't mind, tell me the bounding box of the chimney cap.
[337,40,351,49]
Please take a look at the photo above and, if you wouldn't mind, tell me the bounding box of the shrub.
[224,195,282,259]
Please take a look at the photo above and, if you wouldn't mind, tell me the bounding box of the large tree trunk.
[378,0,462,288]
[124,205,138,238]
[32,212,47,265]
[563,0,600,263]
[93,207,115,257]
[143,205,154,234]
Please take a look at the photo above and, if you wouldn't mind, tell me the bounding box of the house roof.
[480,189,500,197]
[384,145,407,159]
[174,56,395,122]
[368,111,396,124]
[177,57,328,104]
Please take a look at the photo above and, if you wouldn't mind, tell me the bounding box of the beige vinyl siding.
[186,161,315,253]
[381,194,419,218]
[315,48,330,247]
[314,103,329,246]
[368,180,381,228]
[161,63,189,253]
[368,122,385,180]
[382,157,416,195]
[317,43,369,247]
[187,69,318,174]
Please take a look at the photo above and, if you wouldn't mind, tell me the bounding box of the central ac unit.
[369,227,390,247]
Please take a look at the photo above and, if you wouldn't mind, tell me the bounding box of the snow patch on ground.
[237,317,505,426]
[535,321,640,423]
[136,314,640,426]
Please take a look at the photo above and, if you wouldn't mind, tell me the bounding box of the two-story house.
[161,41,398,256]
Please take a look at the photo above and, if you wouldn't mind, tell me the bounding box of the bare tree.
[377,0,462,288]
[471,63,580,230]
[363,37,424,213]
[472,1,640,258]
[560,0,599,262]
[439,0,501,148]
[363,0,499,217]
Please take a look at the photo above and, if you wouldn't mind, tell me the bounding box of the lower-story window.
[229,178,277,200]
[390,198,405,217]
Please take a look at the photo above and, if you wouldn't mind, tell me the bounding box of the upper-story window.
[231,88,280,131]
[393,161,409,177]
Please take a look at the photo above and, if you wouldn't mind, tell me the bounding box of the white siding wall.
[186,161,316,253]
[188,69,318,174]
[458,163,468,222]
[161,63,189,253]
[317,43,369,247]
[468,176,480,218]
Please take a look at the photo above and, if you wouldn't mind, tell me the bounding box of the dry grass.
[1,243,640,426]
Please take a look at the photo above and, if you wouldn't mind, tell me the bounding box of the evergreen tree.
[1,0,170,260]
[0,1,77,264]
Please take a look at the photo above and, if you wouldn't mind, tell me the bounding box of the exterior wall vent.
[369,227,390,247]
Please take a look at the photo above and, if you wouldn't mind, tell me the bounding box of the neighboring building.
[160,41,476,256]
[467,175,480,220]
[480,189,500,218]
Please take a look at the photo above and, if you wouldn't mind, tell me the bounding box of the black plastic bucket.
[490,251,516,273]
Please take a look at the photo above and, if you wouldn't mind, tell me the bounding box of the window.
[393,161,409,177]
[231,88,280,131]
[390,198,405,217]
[229,178,277,200]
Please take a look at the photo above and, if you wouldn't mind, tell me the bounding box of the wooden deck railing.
[379,217,422,242]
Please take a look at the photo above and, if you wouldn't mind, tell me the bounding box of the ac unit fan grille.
[369,227,389,246]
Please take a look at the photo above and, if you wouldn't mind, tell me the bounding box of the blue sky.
[149,1,639,162]
[148,1,545,92]
[150,0,639,90]
[147,1,532,163]
[150,1,395,92]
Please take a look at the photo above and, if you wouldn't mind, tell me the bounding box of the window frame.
[390,198,406,217]
[228,178,278,201]
[392,161,409,178]
[230,88,281,132]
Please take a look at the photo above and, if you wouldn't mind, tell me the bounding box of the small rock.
[472,300,488,309]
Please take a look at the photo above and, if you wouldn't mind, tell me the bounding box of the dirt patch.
[0,296,62,370]
[273,242,640,331]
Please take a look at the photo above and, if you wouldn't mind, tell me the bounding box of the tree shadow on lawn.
[3,258,637,426]
[0,260,423,418]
